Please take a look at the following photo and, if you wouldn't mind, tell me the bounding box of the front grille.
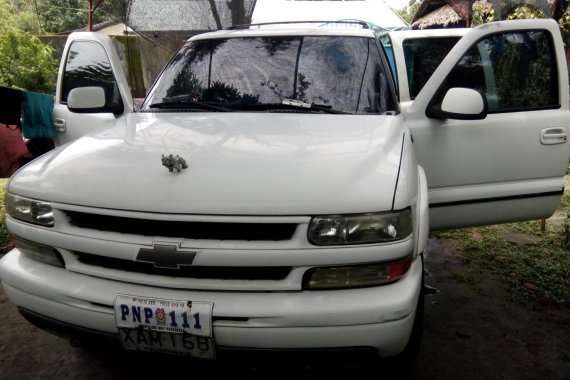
[75,251,291,280]
[64,211,297,241]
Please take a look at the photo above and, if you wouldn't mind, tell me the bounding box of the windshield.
[143,36,396,114]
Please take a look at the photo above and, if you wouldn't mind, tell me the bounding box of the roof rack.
[228,20,371,30]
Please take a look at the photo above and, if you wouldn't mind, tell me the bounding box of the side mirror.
[67,86,123,115]
[427,87,488,120]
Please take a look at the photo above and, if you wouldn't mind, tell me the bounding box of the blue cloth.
[22,91,54,139]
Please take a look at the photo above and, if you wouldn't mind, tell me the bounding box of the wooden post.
[88,0,93,31]
[466,0,472,27]
[87,0,105,31]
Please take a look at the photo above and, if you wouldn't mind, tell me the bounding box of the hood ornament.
[161,154,189,173]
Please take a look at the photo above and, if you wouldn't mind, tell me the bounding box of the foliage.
[494,32,554,109]
[35,0,107,33]
[472,0,496,26]
[558,10,570,46]
[397,0,421,24]
[0,30,57,93]
[2,0,127,34]
[0,178,10,253]
[0,0,18,34]
[15,9,44,34]
[506,4,546,20]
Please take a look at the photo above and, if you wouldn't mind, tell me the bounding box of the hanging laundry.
[0,87,23,125]
[0,125,30,178]
[21,91,55,139]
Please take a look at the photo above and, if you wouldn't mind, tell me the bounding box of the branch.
[93,0,104,11]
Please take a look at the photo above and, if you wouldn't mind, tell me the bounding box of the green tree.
[0,0,18,33]
[472,0,497,26]
[33,0,126,34]
[398,0,420,25]
[506,4,545,19]
[0,30,57,93]
[2,0,43,33]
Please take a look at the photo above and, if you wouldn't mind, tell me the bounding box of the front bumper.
[0,249,422,358]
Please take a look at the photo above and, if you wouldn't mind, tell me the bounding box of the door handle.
[53,118,66,133]
[540,127,567,145]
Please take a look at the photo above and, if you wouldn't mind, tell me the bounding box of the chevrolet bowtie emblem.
[136,244,197,269]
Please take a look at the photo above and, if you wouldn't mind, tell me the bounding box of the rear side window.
[435,30,558,112]
[61,40,123,112]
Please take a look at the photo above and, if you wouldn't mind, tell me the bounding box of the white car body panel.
[406,19,569,229]
[53,32,133,146]
[0,252,422,356]
[14,113,403,215]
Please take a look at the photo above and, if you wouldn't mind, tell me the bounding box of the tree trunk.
[208,0,223,29]
[227,0,245,26]
[226,0,257,25]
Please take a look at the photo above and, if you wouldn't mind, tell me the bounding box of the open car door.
[405,19,570,230]
[53,32,133,146]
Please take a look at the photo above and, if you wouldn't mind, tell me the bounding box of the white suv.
[1,19,568,367]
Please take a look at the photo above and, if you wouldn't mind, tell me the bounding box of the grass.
[432,209,570,308]
[1,175,569,306]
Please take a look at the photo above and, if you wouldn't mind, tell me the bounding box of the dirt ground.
[1,236,569,380]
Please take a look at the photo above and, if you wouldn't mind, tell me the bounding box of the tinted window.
[61,41,123,112]
[435,30,558,112]
[403,37,460,99]
[144,36,396,114]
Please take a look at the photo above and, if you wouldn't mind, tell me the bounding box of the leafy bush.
[0,29,57,93]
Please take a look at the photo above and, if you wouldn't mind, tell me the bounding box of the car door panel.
[53,32,133,146]
[405,19,570,230]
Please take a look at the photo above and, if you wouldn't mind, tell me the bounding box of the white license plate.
[114,295,215,358]
[118,328,215,359]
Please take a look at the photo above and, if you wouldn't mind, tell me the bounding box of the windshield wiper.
[280,98,348,114]
[238,99,348,114]
[148,100,233,112]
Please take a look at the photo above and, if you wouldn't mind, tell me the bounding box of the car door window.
[433,30,558,112]
[403,37,461,99]
[61,40,123,112]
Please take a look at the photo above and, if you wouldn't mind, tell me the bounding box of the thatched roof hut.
[412,0,473,29]
[412,0,556,29]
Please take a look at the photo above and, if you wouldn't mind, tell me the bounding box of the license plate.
[114,295,215,358]
[118,328,215,359]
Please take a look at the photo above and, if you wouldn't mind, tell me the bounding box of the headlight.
[5,193,54,227]
[303,255,413,289]
[308,209,412,245]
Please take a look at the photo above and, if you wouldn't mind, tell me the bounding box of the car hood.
[10,113,404,215]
